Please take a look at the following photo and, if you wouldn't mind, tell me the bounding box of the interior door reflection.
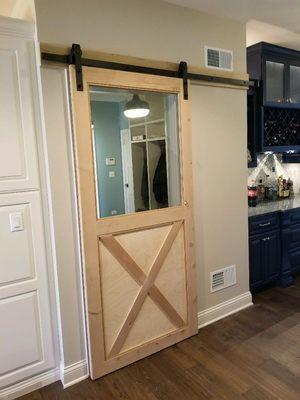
[90,86,181,218]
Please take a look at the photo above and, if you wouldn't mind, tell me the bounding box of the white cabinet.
[0,17,57,393]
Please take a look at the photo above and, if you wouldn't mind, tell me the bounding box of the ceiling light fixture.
[124,94,150,119]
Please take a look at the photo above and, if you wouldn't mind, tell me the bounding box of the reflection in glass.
[89,86,181,218]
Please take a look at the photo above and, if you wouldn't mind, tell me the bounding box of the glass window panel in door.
[265,61,285,103]
[89,86,181,218]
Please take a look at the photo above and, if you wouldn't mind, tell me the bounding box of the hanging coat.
[153,147,168,206]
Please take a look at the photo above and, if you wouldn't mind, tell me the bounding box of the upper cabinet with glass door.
[289,63,300,104]
[248,42,300,108]
[265,57,300,107]
[263,48,300,108]
[248,42,300,153]
[264,58,285,105]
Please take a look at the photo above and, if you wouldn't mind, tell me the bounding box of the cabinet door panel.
[265,60,285,104]
[288,247,300,274]
[0,35,39,192]
[249,236,264,289]
[289,224,300,249]
[263,231,280,280]
[0,192,56,388]
[289,65,300,104]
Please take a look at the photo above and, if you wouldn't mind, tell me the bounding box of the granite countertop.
[248,195,300,217]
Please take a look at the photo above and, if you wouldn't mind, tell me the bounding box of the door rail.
[41,43,249,97]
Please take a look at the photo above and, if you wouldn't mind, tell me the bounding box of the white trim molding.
[0,368,60,400]
[0,15,34,39]
[61,360,89,389]
[198,291,253,329]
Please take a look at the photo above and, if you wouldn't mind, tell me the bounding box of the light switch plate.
[109,171,115,178]
[9,212,24,232]
[106,157,116,165]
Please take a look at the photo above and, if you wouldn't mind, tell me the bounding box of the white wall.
[247,19,300,52]
[40,66,88,386]
[35,0,250,378]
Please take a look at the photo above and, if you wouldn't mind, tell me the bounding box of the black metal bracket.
[69,44,83,91]
[41,45,249,91]
[178,61,188,100]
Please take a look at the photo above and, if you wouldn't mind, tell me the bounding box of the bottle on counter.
[265,167,278,201]
[288,178,294,197]
[278,175,284,198]
[265,174,270,200]
[278,175,290,198]
[248,180,258,207]
[283,178,290,198]
[257,179,265,202]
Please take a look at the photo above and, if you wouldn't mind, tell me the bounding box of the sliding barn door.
[69,66,197,379]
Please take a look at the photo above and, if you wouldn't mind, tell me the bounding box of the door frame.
[69,65,197,378]
[120,128,135,214]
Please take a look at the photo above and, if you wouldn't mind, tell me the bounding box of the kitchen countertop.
[248,195,300,217]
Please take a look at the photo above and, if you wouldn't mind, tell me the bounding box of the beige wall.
[191,83,249,312]
[35,0,246,73]
[41,67,87,370]
[35,0,249,371]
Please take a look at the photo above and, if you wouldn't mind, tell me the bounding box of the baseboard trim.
[0,368,60,400]
[198,291,253,329]
[61,360,89,389]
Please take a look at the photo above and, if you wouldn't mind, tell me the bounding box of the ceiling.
[165,0,300,49]
[0,0,35,21]
[165,0,300,32]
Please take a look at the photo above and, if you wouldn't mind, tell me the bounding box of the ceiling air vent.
[210,265,236,293]
[205,46,233,71]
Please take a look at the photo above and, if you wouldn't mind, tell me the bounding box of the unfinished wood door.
[69,66,197,379]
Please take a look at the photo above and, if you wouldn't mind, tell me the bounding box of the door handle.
[259,222,271,227]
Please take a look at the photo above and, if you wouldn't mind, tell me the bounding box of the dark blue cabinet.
[280,211,300,285]
[248,43,300,109]
[263,57,300,108]
[249,235,264,289]
[249,229,280,292]
[249,208,300,292]
[247,42,300,154]
[264,231,281,280]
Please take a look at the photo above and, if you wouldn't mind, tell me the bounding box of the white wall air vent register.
[205,46,233,71]
[210,265,236,292]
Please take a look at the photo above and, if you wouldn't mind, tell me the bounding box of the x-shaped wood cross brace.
[101,221,185,357]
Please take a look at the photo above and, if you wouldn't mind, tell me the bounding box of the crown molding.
[0,15,34,39]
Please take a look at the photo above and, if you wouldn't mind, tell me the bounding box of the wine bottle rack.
[264,107,300,147]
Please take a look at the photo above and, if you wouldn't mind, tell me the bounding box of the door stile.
[178,87,198,334]
[69,67,106,377]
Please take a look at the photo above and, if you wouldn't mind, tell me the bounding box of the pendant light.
[124,94,150,119]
